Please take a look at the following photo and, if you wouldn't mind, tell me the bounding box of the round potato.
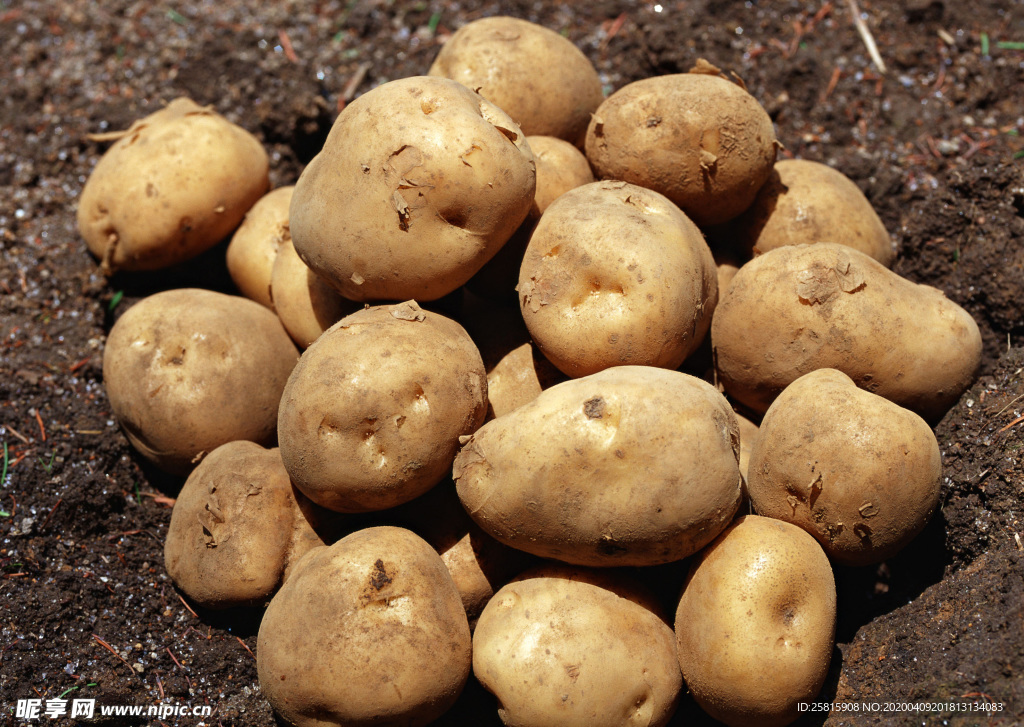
[164,441,336,609]
[270,236,359,348]
[518,181,717,377]
[257,526,471,727]
[474,565,682,727]
[454,366,742,566]
[747,369,941,565]
[103,289,299,475]
[585,65,778,227]
[735,159,896,265]
[712,242,982,420]
[735,412,759,485]
[290,76,536,302]
[226,185,293,309]
[428,17,604,145]
[278,301,487,513]
[468,135,595,300]
[675,515,836,727]
[79,98,269,273]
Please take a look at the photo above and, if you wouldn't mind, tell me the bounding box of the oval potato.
[226,185,293,309]
[711,242,982,420]
[454,366,742,566]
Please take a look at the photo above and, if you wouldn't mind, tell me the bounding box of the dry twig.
[846,0,886,73]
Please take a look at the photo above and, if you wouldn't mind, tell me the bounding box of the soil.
[1,1,1023,725]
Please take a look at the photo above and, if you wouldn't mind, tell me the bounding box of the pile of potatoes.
[84,14,984,727]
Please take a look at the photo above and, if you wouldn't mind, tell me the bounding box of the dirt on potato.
[1,1,1022,726]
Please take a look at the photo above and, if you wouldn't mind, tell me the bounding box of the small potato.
[290,76,536,302]
[454,366,742,566]
[257,526,471,727]
[468,135,595,300]
[585,65,778,227]
[103,289,299,475]
[384,481,534,623]
[747,369,941,565]
[518,181,717,377]
[164,441,337,609]
[278,301,487,512]
[270,237,359,348]
[735,160,896,265]
[712,243,982,420]
[226,185,293,309]
[675,515,836,727]
[474,565,682,727]
[79,98,269,273]
[735,412,759,485]
[428,17,604,145]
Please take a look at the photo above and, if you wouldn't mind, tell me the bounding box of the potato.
[103,289,299,475]
[278,301,487,513]
[474,565,682,727]
[257,526,471,727]
[454,366,742,566]
[585,64,778,227]
[735,159,896,266]
[747,369,941,565]
[226,185,293,309]
[79,98,269,273]
[518,181,717,377]
[428,17,604,146]
[467,135,595,300]
[290,76,536,302]
[164,441,338,609]
[675,515,836,727]
[270,236,359,348]
[712,243,982,420]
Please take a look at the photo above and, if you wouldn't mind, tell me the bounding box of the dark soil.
[2,1,1023,725]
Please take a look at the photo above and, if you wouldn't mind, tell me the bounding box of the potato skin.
[164,442,329,609]
[712,243,982,420]
[585,72,777,227]
[278,301,487,513]
[747,369,941,565]
[290,76,536,302]
[428,17,604,146]
[257,526,471,727]
[675,515,836,727]
[226,185,293,309]
[103,289,299,475]
[518,181,718,378]
[454,366,742,566]
[79,98,269,273]
[474,565,682,727]
[735,160,896,266]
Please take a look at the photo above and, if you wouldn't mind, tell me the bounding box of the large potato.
[278,301,487,513]
[474,565,682,727]
[454,366,742,566]
[226,185,293,309]
[518,181,717,377]
[79,98,269,273]
[428,17,604,145]
[747,369,941,565]
[675,515,836,727]
[712,243,982,420]
[290,76,536,302]
[164,441,337,609]
[585,66,778,227]
[103,289,299,474]
[735,159,896,265]
[467,135,595,300]
[257,526,471,726]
